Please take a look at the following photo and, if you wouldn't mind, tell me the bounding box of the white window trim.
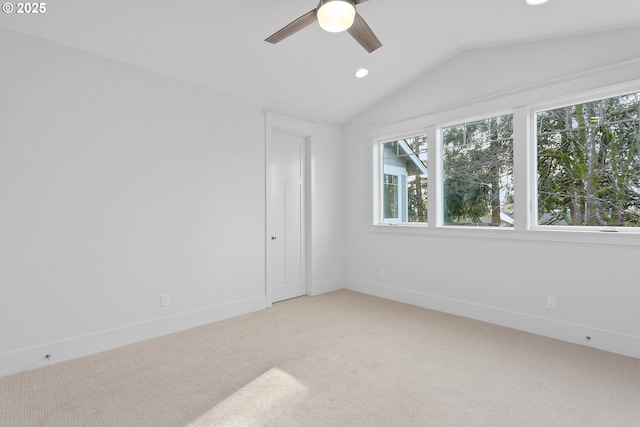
[368,80,640,247]
[371,124,431,226]
[528,82,640,234]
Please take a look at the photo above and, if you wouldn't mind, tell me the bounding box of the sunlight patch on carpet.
[190,367,311,425]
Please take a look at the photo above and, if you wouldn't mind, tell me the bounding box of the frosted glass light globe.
[317,1,356,33]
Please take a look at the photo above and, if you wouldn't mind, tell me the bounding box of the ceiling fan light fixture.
[317,0,356,33]
[525,0,549,5]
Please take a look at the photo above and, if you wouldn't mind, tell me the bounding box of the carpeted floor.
[1,289,639,426]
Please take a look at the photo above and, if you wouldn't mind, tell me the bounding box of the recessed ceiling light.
[525,0,549,5]
[355,68,369,78]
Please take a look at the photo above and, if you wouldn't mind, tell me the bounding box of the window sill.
[369,223,640,247]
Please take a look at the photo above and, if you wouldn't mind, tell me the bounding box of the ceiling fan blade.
[265,9,317,44]
[354,0,370,3]
[347,12,382,53]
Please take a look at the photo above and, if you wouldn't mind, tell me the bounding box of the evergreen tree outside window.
[442,115,514,227]
[536,92,640,227]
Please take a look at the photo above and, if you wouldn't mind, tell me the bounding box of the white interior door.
[268,130,306,303]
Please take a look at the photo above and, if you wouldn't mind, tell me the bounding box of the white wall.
[310,123,345,294]
[0,27,343,376]
[343,26,640,359]
[3,23,638,378]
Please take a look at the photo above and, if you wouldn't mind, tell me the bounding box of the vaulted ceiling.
[1,0,639,123]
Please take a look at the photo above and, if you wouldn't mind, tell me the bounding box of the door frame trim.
[265,111,316,307]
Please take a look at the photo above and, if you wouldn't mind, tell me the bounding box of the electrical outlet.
[546,296,556,309]
[379,270,386,279]
[161,294,170,307]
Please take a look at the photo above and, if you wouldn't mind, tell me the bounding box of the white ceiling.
[1,0,639,123]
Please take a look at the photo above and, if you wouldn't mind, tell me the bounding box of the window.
[383,173,401,221]
[372,82,640,241]
[536,92,640,228]
[442,115,514,227]
[381,136,428,223]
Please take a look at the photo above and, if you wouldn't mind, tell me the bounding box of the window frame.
[369,80,640,247]
[440,113,515,228]
[372,125,432,227]
[529,84,640,233]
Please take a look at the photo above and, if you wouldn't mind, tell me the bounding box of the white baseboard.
[344,278,640,360]
[0,295,267,378]
[311,278,344,296]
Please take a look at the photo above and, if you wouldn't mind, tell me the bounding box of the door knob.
[271,236,277,240]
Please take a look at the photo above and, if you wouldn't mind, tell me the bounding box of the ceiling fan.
[265,0,382,53]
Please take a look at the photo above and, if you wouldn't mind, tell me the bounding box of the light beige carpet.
[1,290,639,426]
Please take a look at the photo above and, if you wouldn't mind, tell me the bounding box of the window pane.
[383,174,399,219]
[442,115,514,227]
[536,92,640,227]
[382,135,428,222]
